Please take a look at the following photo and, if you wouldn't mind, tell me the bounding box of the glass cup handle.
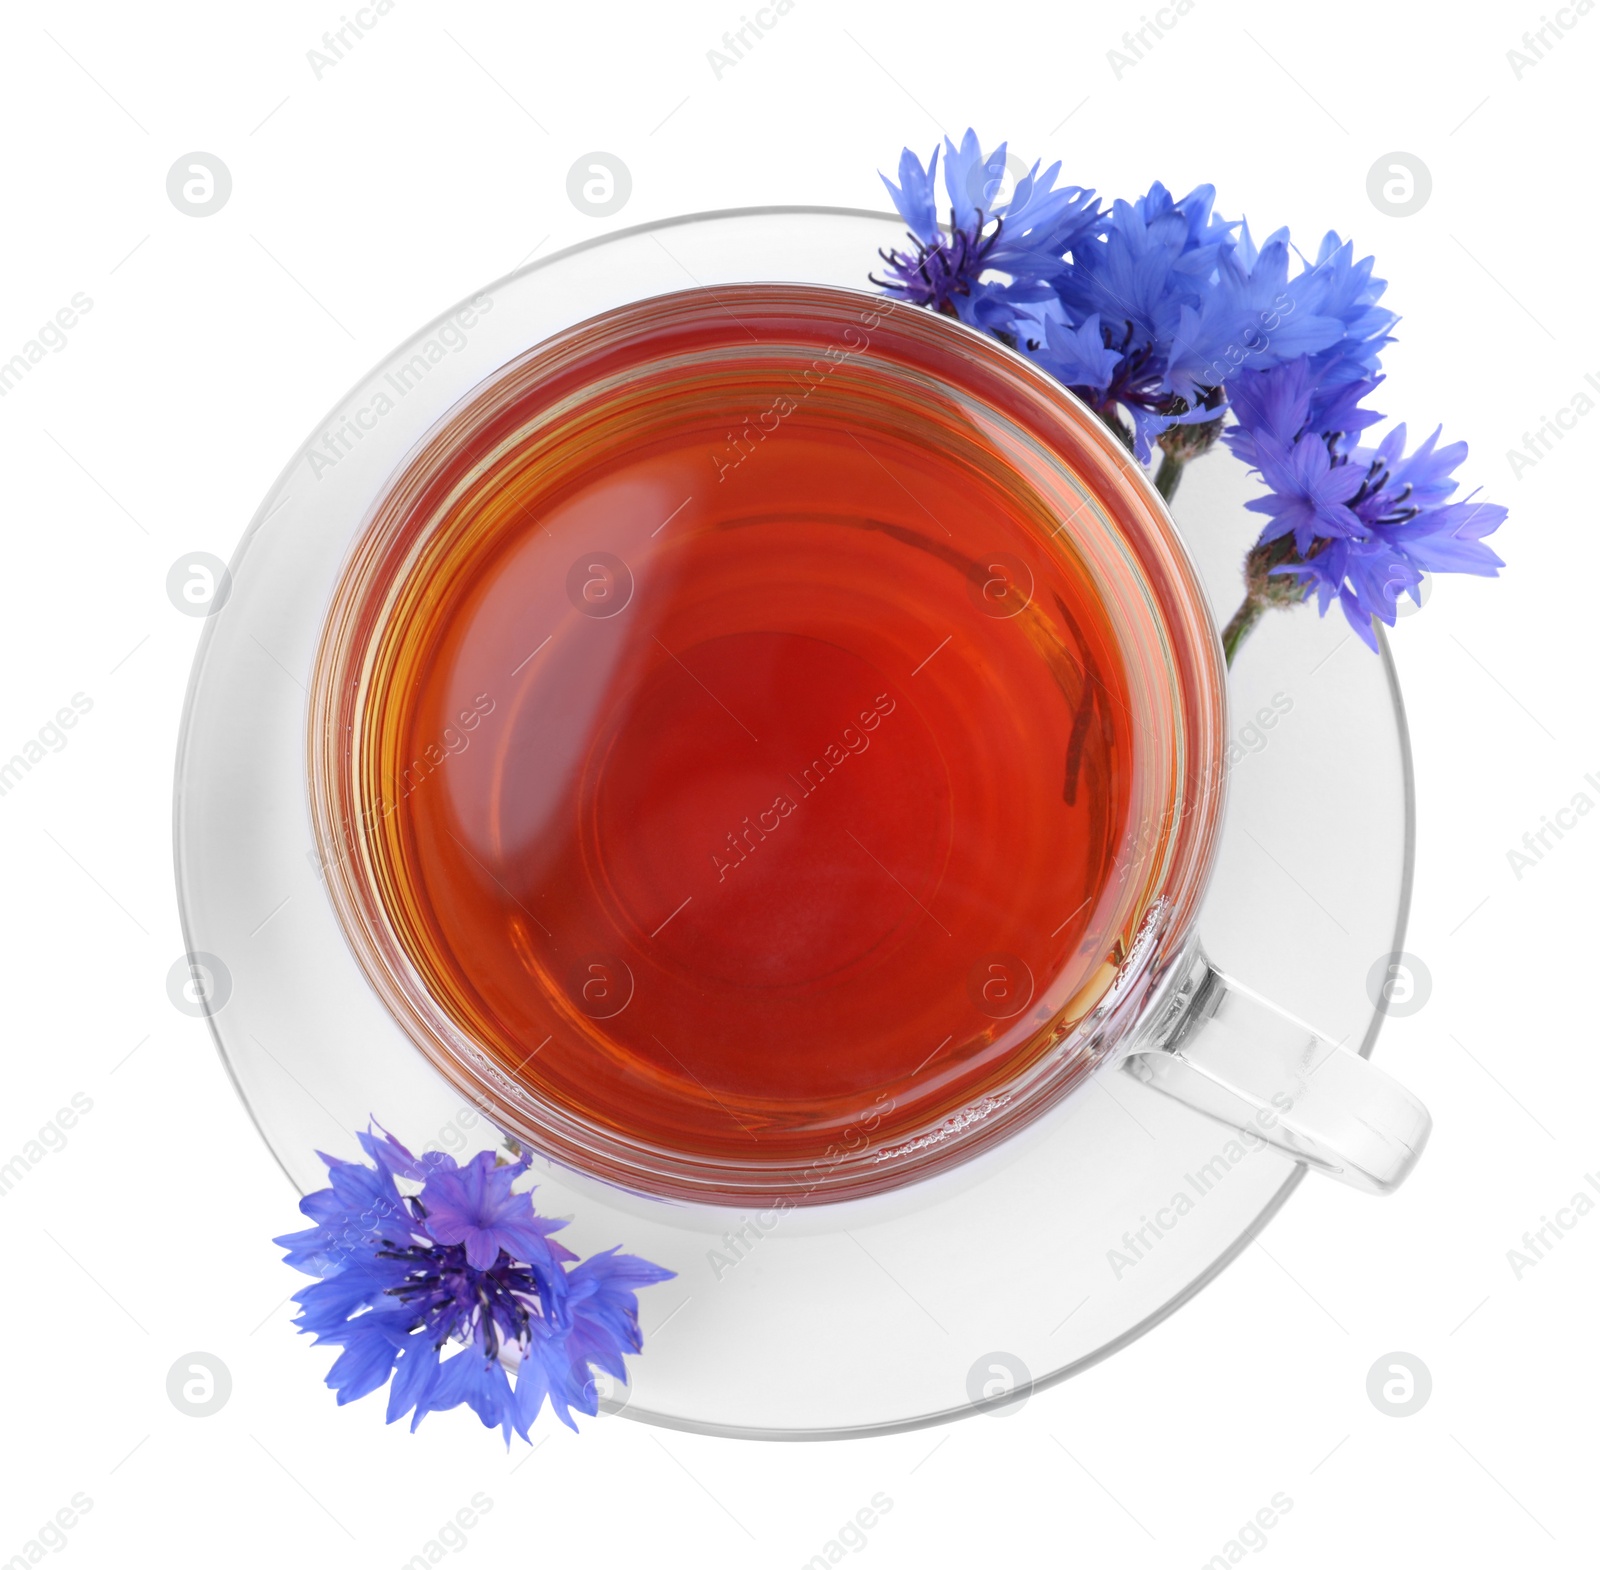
[1122,946,1432,1195]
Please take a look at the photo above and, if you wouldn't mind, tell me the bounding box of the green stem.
[1220,594,1266,666]
[1153,451,1185,504]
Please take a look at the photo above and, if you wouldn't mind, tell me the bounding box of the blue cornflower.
[874,129,1101,330]
[1031,310,1123,393]
[1244,432,1369,554]
[420,1149,572,1271]
[1295,231,1398,395]
[1224,361,1371,554]
[1042,181,1244,457]
[1054,181,1229,345]
[1273,423,1506,648]
[274,1127,416,1278]
[275,1125,674,1441]
[1223,360,1504,649]
[1224,359,1387,467]
[1164,221,1345,405]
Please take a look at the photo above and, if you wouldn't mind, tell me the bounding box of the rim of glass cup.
[305,271,1229,1206]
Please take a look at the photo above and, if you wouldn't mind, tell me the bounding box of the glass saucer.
[173,208,1411,1439]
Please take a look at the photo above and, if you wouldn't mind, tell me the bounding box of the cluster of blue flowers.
[1222,362,1506,650]
[275,1125,672,1442]
[873,131,1505,654]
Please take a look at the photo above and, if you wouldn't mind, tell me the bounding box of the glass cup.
[307,282,1430,1206]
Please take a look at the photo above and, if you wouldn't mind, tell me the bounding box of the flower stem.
[1153,451,1185,504]
[1220,594,1266,666]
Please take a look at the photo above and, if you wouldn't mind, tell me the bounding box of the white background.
[0,0,1593,1565]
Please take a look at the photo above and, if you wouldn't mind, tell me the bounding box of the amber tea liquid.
[345,288,1177,1191]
